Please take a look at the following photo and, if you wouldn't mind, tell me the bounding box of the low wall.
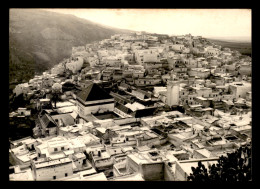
[141,162,164,181]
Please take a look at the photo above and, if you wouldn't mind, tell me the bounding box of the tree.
[51,93,59,109]
[187,146,252,181]
[51,83,62,109]
[9,93,29,112]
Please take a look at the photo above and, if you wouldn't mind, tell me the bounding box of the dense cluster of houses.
[9,32,251,181]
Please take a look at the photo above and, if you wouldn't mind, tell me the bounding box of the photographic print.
[9,8,252,181]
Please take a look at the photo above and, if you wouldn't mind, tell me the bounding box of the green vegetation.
[9,9,131,85]
[9,94,28,112]
[9,43,36,85]
[187,146,252,181]
[207,39,251,57]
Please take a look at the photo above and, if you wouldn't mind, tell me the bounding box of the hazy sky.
[42,9,251,39]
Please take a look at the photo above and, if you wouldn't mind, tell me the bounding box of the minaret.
[166,71,180,107]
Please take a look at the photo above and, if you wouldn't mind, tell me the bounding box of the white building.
[17,108,31,116]
[51,63,65,75]
[188,68,211,79]
[32,157,73,180]
[66,57,84,74]
[172,44,185,52]
[205,47,220,56]
[47,137,70,154]
[134,49,160,65]
[229,82,251,99]
[167,76,180,107]
[76,82,115,116]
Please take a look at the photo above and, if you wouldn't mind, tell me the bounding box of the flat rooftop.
[9,169,34,181]
[93,111,120,120]
[178,159,218,176]
[34,157,72,169]
[47,138,69,148]
[112,173,144,181]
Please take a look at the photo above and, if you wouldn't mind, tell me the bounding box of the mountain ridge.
[206,38,251,57]
[9,9,133,85]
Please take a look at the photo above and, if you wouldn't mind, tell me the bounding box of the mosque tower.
[166,71,180,107]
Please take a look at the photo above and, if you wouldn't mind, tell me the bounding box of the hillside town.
[9,32,252,181]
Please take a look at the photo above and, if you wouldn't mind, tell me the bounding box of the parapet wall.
[141,162,164,181]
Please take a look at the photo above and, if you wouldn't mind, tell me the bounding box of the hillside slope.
[9,9,131,85]
[207,38,251,57]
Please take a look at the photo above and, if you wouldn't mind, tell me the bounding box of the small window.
[53,176,56,180]
[54,148,58,152]
[65,173,68,177]
[61,147,64,150]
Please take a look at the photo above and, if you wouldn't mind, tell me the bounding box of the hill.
[207,38,251,57]
[9,9,132,86]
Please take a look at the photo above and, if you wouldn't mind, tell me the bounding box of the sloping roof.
[125,102,145,112]
[222,100,234,106]
[41,114,57,128]
[76,83,113,102]
[115,103,133,114]
[51,113,75,126]
[70,111,78,119]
